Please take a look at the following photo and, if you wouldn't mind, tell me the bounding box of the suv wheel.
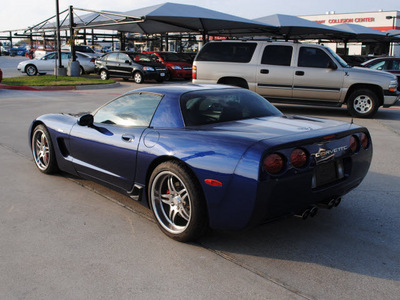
[347,89,379,118]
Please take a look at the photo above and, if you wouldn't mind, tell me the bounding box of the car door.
[37,53,57,72]
[256,44,294,98]
[292,46,344,102]
[116,52,134,76]
[103,52,119,76]
[68,92,163,191]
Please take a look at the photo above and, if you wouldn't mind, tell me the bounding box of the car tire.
[25,64,38,76]
[347,89,379,118]
[133,71,143,84]
[31,124,58,174]
[149,161,208,242]
[80,66,85,76]
[100,69,109,80]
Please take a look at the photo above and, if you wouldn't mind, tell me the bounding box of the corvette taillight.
[360,133,369,149]
[350,135,360,153]
[290,148,308,168]
[263,153,285,174]
[192,65,197,79]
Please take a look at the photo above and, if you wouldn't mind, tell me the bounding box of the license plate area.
[312,159,344,189]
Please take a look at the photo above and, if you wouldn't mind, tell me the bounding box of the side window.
[46,53,56,59]
[105,53,119,61]
[391,60,400,70]
[118,53,130,63]
[261,45,293,66]
[298,47,334,68]
[61,52,70,59]
[369,61,387,70]
[196,42,257,63]
[94,93,163,127]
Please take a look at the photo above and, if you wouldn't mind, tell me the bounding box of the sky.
[0,0,398,32]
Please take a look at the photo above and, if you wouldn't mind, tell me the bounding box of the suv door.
[256,45,294,98]
[292,46,344,102]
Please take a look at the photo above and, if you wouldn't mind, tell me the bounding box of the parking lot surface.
[1,71,399,299]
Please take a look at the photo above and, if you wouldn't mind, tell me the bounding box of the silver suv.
[192,40,399,118]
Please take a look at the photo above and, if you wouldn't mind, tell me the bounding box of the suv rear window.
[196,42,257,63]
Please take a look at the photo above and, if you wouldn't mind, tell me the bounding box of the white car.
[17,51,96,76]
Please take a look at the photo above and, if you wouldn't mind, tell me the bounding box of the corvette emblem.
[313,146,348,162]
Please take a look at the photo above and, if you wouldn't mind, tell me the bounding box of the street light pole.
[386,15,399,56]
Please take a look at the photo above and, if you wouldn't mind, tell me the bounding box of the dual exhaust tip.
[295,197,341,220]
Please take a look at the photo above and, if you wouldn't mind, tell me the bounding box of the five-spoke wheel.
[26,65,38,76]
[31,125,58,174]
[149,161,207,242]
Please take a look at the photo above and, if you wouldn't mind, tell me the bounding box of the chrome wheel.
[100,69,109,80]
[134,72,143,84]
[353,95,373,114]
[149,161,208,242]
[31,125,58,174]
[26,65,38,76]
[151,171,191,234]
[347,89,378,118]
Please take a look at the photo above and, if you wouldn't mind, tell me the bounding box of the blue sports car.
[29,84,372,242]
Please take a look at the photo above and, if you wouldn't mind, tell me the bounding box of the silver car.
[17,51,96,76]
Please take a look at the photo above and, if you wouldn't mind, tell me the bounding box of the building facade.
[300,10,400,57]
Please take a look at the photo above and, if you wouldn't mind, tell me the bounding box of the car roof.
[129,84,239,96]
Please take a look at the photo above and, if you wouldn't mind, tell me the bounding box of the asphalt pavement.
[0,64,399,299]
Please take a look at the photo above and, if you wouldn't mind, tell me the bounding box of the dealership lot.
[0,75,399,298]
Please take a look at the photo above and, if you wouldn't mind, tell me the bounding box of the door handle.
[295,71,305,76]
[260,69,269,74]
[122,134,135,142]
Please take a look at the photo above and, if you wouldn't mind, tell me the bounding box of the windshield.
[180,89,282,126]
[159,53,186,62]
[326,48,350,68]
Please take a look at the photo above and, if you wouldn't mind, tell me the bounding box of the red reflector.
[192,66,197,79]
[360,133,369,149]
[350,135,359,153]
[205,179,223,187]
[323,134,336,140]
[264,153,285,174]
[290,148,308,168]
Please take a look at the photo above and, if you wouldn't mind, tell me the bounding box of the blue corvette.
[29,84,372,241]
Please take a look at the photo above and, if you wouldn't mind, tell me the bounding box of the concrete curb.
[0,82,120,91]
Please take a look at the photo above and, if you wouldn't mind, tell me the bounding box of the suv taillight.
[192,65,197,80]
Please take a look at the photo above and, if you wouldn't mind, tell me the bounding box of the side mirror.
[125,60,131,65]
[328,61,338,70]
[78,114,94,126]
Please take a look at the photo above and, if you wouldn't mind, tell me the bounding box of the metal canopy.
[332,23,387,41]
[69,2,277,36]
[254,14,354,40]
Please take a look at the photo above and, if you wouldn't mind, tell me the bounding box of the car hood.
[197,115,353,142]
[351,66,397,80]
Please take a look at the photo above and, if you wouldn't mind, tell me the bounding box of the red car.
[145,52,192,80]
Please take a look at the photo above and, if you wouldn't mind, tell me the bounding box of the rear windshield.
[195,42,257,63]
[180,89,282,126]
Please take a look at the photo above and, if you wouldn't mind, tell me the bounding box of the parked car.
[17,51,96,76]
[144,51,192,80]
[0,68,3,83]
[362,57,400,89]
[192,41,399,118]
[61,44,102,58]
[176,52,197,64]
[95,51,168,83]
[1,46,10,56]
[29,84,372,242]
[10,47,28,56]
